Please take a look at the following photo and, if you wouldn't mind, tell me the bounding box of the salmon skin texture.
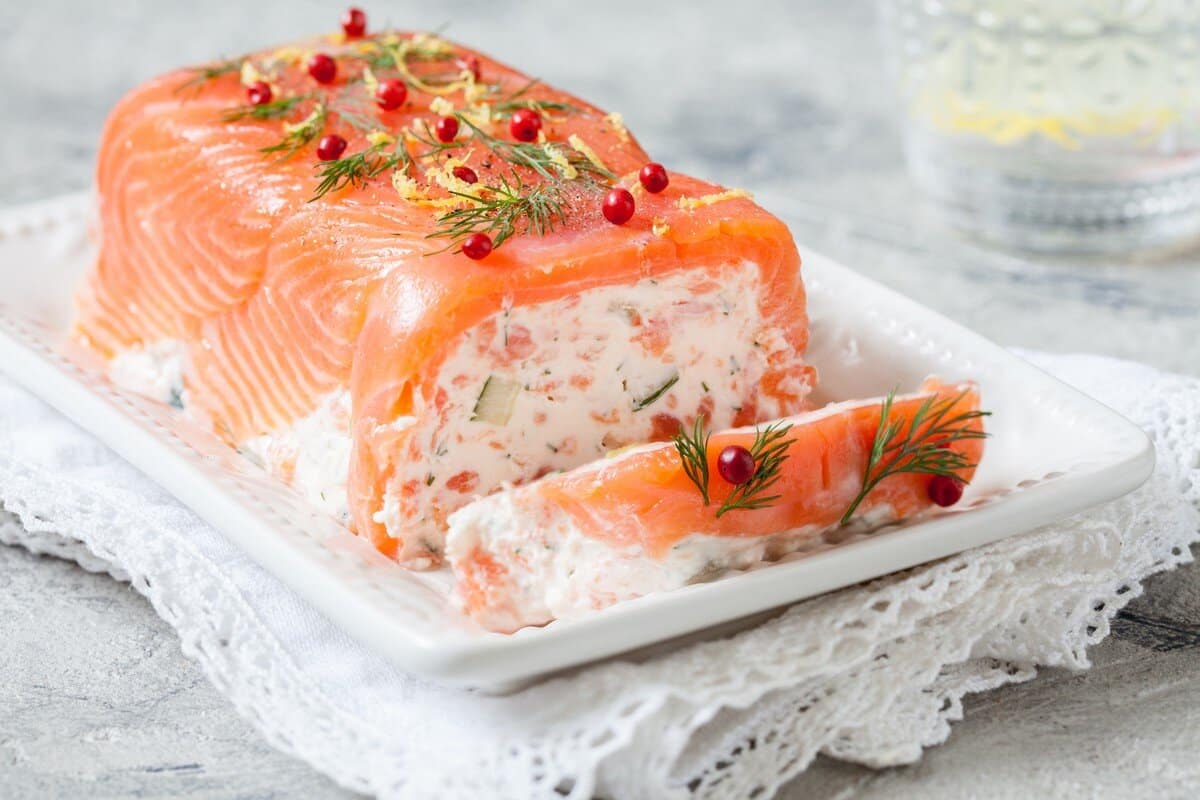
[73,31,814,567]
[446,380,985,632]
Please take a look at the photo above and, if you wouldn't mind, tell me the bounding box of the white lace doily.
[0,351,1196,800]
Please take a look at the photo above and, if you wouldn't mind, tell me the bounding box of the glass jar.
[881,0,1200,253]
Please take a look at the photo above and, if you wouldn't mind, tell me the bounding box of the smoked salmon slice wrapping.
[73,31,815,566]
[446,380,985,632]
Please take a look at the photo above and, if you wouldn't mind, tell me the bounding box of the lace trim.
[0,356,1196,799]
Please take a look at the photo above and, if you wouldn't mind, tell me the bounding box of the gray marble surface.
[1,1,1198,798]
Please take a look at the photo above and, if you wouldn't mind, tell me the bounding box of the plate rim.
[0,195,1155,689]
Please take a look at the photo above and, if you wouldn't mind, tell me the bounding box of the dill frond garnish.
[260,101,327,160]
[490,78,578,118]
[839,389,990,525]
[328,92,384,132]
[348,33,456,70]
[672,416,711,506]
[672,419,794,518]
[222,94,311,122]
[346,33,471,95]
[347,41,402,71]
[491,99,580,118]
[715,423,793,518]
[407,121,469,158]
[428,174,566,252]
[455,114,613,181]
[176,58,242,93]
[310,143,410,201]
[192,34,616,250]
[504,77,540,101]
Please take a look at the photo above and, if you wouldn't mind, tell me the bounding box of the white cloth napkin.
[0,352,1196,800]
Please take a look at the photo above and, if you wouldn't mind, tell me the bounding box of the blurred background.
[1,1,1197,798]
[2,0,1197,374]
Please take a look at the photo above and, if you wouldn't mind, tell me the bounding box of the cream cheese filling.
[103,260,806,563]
[445,489,860,629]
[107,340,355,522]
[240,390,354,522]
[108,339,186,407]
[374,261,795,557]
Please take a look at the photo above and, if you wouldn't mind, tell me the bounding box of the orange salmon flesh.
[73,31,814,567]
[447,380,984,632]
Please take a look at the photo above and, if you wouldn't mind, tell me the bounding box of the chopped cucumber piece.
[471,375,521,425]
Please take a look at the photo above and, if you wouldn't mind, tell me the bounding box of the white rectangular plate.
[0,194,1153,690]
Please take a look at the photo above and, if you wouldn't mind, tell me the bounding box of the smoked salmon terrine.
[448,380,986,631]
[73,20,814,566]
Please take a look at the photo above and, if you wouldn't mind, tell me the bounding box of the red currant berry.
[927,475,964,507]
[341,7,367,38]
[246,81,273,106]
[509,108,542,142]
[462,232,493,260]
[452,165,479,184]
[435,116,459,143]
[602,188,636,225]
[375,78,407,111]
[459,55,482,82]
[717,445,756,485]
[639,162,669,193]
[307,53,337,84]
[316,134,348,161]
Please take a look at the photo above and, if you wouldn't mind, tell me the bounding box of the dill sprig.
[407,121,469,158]
[839,389,990,525]
[328,91,383,132]
[222,93,311,123]
[672,419,794,518]
[347,34,472,95]
[348,41,403,71]
[311,143,410,201]
[456,114,613,181]
[501,77,542,103]
[672,416,711,506]
[176,58,242,93]
[261,101,327,159]
[490,78,578,118]
[428,174,566,252]
[348,33,456,70]
[715,423,793,518]
[346,42,403,71]
[491,98,579,118]
[407,47,456,63]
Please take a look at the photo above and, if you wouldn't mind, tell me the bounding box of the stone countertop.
[1,1,1198,797]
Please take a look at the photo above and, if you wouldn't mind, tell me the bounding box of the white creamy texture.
[444,390,940,629]
[375,261,802,556]
[240,390,354,522]
[107,338,354,522]
[446,490,834,631]
[108,339,186,406]
[102,262,808,559]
